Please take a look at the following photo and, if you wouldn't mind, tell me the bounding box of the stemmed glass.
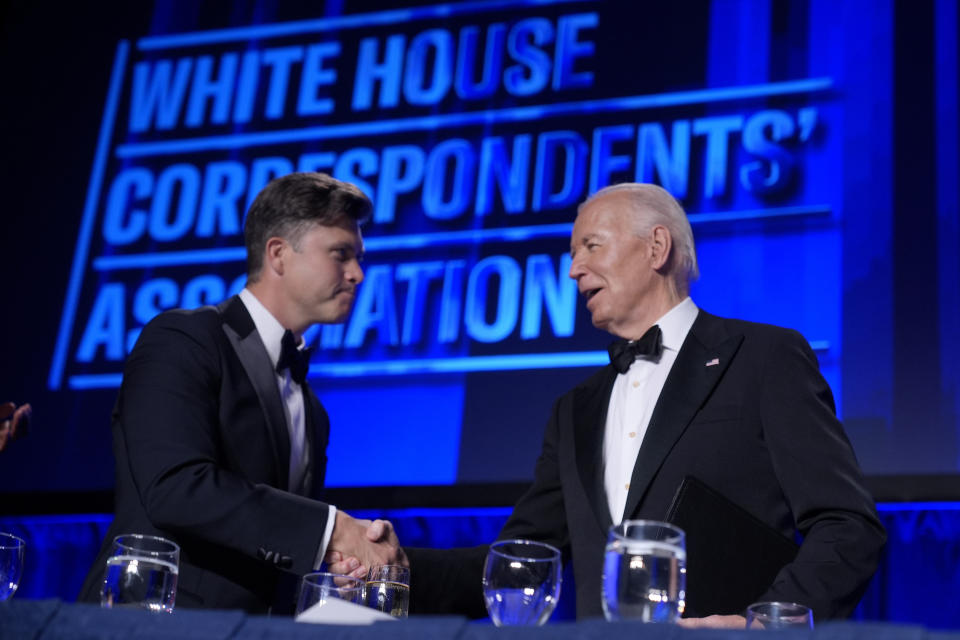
[745,601,814,629]
[295,572,366,616]
[0,533,25,601]
[602,520,686,623]
[482,539,562,626]
[100,534,180,613]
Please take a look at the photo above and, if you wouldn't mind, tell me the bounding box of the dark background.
[0,0,957,501]
[1,0,959,629]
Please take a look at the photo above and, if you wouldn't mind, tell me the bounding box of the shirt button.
[632,381,640,388]
[628,432,637,438]
[624,483,630,490]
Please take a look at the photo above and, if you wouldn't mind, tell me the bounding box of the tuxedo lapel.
[299,386,327,497]
[218,296,291,490]
[622,312,743,519]
[573,367,618,532]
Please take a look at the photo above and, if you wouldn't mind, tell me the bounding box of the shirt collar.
[238,288,298,368]
[652,296,699,352]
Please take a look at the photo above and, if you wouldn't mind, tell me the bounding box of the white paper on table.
[295,597,397,625]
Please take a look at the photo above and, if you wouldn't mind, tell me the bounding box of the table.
[2,600,958,640]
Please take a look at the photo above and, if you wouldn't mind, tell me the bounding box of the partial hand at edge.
[0,402,31,452]
[327,511,408,580]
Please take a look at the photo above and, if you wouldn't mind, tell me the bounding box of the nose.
[568,254,585,281]
[348,260,364,284]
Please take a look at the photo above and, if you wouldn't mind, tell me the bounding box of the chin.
[590,315,610,331]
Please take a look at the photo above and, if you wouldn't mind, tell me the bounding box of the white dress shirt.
[238,288,336,567]
[603,297,699,524]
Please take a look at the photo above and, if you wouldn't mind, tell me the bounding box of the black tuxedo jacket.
[78,296,332,612]
[408,310,885,621]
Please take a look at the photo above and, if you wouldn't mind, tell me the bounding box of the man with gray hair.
[383,183,884,625]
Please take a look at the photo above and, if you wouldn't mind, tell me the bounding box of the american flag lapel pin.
[705,358,720,367]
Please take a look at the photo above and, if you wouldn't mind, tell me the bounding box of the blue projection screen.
[2,0,958,493]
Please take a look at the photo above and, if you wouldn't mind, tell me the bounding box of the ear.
[263,236,288,276]
[649,225,672,271]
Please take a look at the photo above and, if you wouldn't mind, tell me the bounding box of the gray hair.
[579,183,699,296]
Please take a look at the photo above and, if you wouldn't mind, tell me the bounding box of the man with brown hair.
[80,172,404,613]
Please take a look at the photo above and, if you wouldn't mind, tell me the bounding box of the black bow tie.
[608,325,664,374]
[277,329,312,385]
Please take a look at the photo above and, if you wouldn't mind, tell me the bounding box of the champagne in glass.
[100,534,179,613]
[0,533,25,601]
[482,539,562,626]
[602,520,685,623]
[365,565,410,618]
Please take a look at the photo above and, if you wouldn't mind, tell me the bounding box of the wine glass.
[482,539,562,626]
[602,520,686,623]
[0,533,25,601]
[295,572,366,616]
[365,564,410,618]
[100,534,180,613]
[745,601,814,629]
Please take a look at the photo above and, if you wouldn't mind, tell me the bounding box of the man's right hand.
[327,511,407,579]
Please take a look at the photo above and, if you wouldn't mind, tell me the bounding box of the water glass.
[365,564,410,618]
[0,533,25,601]
[482,539,562,626]
[100,534,180,613]
[296,572,366,616]
[602,520,686,623]
[745,601,814,629]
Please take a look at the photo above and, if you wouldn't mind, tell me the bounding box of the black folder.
[664,476,799,617]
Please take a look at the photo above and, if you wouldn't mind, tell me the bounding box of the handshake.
[325,511,407,579]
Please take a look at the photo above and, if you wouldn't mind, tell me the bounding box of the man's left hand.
[677,614,747,629]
